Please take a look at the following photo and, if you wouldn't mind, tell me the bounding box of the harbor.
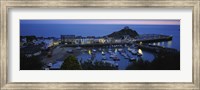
[76,45,154,70]
[20,24,180,70]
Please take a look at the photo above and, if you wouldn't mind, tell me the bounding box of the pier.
[135,34,173,43]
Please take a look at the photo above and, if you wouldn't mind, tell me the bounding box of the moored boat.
[92,49,97,52]
[131,49,137,55]
[129,57,136,61]
[76,46,81,50]
[102,56,107,60]
[113,56,120,61]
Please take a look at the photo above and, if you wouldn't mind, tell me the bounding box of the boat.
[102,56,107,60]
[113,56,120,61]
[108,50,113,54]
[129,57,136,61]
[92,49,96,52]
[124,55,129,59]
[102,51,105,55]
[131,49,137,55]
[118,48,123,52]
[128,47,132,51]
[81,49,87,52]
[76,46,81,50]
[115,62,119,67]
[66,49,73,53]
[110,54,115,58]
[47,63,52,67]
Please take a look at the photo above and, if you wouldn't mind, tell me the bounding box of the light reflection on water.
[150,41,173,48]
[77,47,155,70]
[76,40,176,70]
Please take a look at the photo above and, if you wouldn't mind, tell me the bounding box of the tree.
[81,60,118,70]
[20,55,43,70]
[26,36,37,42]
[126,50,180,70]
[60,55,82,70]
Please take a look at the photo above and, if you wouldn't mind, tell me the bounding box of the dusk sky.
[20,20,180,38]
[21,20,180,25]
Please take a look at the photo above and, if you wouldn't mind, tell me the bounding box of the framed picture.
[1,0,199,90]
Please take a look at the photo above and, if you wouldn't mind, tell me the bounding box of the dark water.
[77,47,155,70]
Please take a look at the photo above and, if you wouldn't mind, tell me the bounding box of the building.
[61,35,76,44]
[98,37,106,44]
[43,39,54,49]
[20,37,27,47]
[74,36,82,44]
[34,38,54,49]
[53,38,61,46]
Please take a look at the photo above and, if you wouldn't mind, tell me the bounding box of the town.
[20,26,179,70]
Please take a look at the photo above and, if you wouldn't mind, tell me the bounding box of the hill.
[107,26,139,39]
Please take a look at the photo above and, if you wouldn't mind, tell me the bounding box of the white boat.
[110,54,115,58]
[128,47,132,51]
[115,62,119,67]
[129,57,136,61]
[92,49,96,52]
[118,48,123,52]
[76,46,81,50]
[131,49,137,55]
[47,63,52,67]
[103,60,115,65]
[102,51,105,55]
[108,50,113,54]
[66,49,73,53]
[82,49,87,52]
[124,55,129,59]
[102,56,107,60]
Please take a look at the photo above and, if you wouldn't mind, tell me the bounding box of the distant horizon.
[20,20,180,38]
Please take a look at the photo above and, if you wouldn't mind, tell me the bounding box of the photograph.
[20,19,180,70]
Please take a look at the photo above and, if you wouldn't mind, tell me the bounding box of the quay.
[62,34,173,47]
[135,34,173,43]
[62,42,132,47]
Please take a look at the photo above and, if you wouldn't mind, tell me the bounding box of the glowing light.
[88,50,91,55]
[167,41,172,47]
[102,51,105,55]
[138,49,143,55]
[99,39,105,44]
[140,42,142,45]
[157,42,160,46]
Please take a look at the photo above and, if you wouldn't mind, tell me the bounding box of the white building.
[43,39,54,49]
